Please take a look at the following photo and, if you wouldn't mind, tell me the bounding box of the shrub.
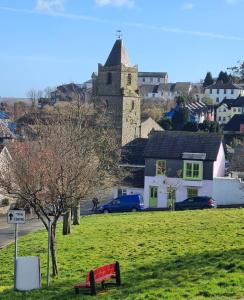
[1,198,9,206]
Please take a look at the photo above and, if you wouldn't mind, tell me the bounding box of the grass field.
[1,209,244,299]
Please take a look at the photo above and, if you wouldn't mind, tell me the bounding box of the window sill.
[182,180,203,187]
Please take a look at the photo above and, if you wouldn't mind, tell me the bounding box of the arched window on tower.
[131,100,135,111]
[107,72,112,85]
[127,73,132,86]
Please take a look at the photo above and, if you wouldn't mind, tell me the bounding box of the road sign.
[7,210,26,224]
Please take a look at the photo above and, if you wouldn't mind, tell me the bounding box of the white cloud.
[1,6,244,42]
[182,2,195,10]
[35,0,65,12]
[95,0,135,8]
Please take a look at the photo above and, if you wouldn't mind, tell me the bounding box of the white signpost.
[7,209,26,289]
[7,210,26,224]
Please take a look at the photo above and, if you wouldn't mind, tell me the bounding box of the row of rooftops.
[205,80,244,90]
[217,96,244,108]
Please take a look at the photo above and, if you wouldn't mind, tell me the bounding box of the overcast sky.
[0,0,244,97]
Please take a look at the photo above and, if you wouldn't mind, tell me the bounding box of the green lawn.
[1,209,244,299]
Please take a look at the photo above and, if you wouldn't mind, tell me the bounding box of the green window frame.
[187,188,198,198]
[183,161,203,180]
[156,160,166,176]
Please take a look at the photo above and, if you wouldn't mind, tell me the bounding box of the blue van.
[97,195,144,213]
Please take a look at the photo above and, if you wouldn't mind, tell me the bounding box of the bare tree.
[0,105,121,276]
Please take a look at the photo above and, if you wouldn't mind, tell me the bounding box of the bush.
[1,198,9,207]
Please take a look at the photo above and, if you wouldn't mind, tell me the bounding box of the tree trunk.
[50,222,58,277]
[72,204,80,225]
[63,209,71,235]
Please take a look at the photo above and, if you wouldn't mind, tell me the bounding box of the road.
[0,210,92,249]
[0,215,44,248]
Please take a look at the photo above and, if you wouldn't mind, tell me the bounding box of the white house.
[205,80,244,105]
[216,97,244,125]
[143,131,225,209]
[138,72,168,86]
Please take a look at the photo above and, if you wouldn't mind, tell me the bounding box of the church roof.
[104,39,132,67]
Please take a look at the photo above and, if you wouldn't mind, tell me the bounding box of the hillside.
[1,210,244,299]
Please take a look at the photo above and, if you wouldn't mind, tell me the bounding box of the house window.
[238,108,241,112]
[210,89,212,94]
[142,77,145,82]
[218,108,222,112]
[187,188,198,198]
[183,161,203,180]
[223,108,226,112]
[231,89,234,94]
[157,78,160,83]
[118,188,127,197]
[167,187,176,209]
[156,160,166,176]
[219,116,222,121]
[216,97,219,103]
[233,108,236,112]
[217,89,220,94]
[223,117,226,122]
[127,73,132,86]
[224,89,227,94]
[107,72,112,85]
[150,77,153,83]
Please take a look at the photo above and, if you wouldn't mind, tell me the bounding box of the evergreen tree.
[203,72,214,87]
[172,107,189,130]
[217,71,230,84]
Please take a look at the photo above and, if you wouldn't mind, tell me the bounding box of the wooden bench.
[74,262,121,296]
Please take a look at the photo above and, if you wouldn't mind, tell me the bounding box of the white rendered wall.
[112,187,144,199]
[213,143,225,178]
[213,177,244,206]
[205,89,242,104]
[144,176,213,208]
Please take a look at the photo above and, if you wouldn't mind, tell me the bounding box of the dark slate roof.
[144,131,222,161]
[206,80,241,90]
[121,167,144,188]
[217,98,236,108]
[232,97,244,107]
[224,114,244,132]
[139,85,159,96]
[104,39,132,67]
[121,138,148,165]
[138,72,168,78]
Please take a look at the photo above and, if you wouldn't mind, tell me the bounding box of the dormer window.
[107,72,112,85]
[127,73,132,85]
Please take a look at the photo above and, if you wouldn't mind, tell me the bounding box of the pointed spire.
[104,39,132,67]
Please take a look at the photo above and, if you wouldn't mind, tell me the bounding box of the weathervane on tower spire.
[116,30,123,40]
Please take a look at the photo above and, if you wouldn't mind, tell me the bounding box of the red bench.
[74,262,121,296]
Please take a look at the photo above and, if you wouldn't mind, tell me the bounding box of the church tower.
[92,39,141,146]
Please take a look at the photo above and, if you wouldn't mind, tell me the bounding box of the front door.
[149,186,158,208]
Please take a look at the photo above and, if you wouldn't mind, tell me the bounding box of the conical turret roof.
[104,39,132,67]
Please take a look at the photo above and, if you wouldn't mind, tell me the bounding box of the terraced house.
[143,131,225,209]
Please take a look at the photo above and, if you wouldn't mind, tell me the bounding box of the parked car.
[175,196,217,210]
[97,195,144,213]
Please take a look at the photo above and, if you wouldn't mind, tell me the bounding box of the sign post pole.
[7,209,26,290]
[14,223,18,289]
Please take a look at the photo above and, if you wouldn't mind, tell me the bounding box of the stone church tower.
[92,39,141,146]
